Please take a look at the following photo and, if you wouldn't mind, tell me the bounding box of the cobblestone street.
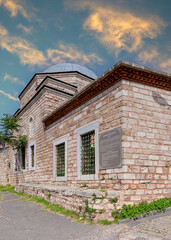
[118,215,171,240]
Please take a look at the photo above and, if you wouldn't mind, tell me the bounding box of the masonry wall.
[0,148,16,185]
[41,79,171,205]
[43,90,71,118]
[0,93,51,186]
[20,76,39,108]
[0,79,170,207]
[20,73,92,109]
[119,80,171,204]
[1,80,124,187]
[44,81,124,188]
[36,73,93,92]
[37,79,77,95]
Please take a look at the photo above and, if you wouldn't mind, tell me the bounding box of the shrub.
[109,197,118,204]
[112,197,171,220]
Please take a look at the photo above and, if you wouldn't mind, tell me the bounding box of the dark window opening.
[21,146,26,170]
[30,145,35,168]
[14,152,19,172]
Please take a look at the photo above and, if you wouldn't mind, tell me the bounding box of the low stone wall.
[15,184,120,221]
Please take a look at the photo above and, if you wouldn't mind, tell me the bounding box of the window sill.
[78,174,98,181]
[29,168,35,171]
[53,177,67,182]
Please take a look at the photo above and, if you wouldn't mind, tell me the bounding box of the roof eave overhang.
[18,71,95,99]
[43,62,171,128]
[16,85,73,117]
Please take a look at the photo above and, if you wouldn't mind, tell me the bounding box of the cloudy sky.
[0,0,170,120]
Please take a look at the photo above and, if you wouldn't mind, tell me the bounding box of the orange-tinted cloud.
[66,0,166,55]
[17,24,32,34]
[0,25,47,66]
[138,48,159,64]
[3,73,25,86]
[0,25,102,67]
[138,47,171,73]
[0,89,19,101]
[0,0,29,19]
[160,59,171,72]
[47,43,103,65]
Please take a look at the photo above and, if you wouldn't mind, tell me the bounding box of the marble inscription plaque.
[99,127,122,170]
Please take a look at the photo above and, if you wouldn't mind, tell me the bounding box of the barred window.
[14,152,19,172]
[20,146,26,170]
[29,142,36,170]
[53,136,67,181]
[56,143,65,177]
[30,145,35,168]
[77,122,99,180]
[81,130,95,175]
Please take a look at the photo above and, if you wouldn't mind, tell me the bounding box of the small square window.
[53,136,67,181]
[29,142,36,170]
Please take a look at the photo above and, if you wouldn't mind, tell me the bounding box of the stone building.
[0,61,171,219]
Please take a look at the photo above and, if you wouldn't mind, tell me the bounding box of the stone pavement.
[118,214,171,240]
[0,191,170,240]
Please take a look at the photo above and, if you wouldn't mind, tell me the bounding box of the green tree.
[0,114,27,150]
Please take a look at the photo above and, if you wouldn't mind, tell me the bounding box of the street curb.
[119,206,171,226]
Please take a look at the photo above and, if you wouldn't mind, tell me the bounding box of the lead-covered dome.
[44,63,97,79]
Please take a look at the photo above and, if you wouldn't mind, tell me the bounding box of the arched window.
[29,117,34,137]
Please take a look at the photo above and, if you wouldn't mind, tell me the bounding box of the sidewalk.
[0,191,124,240]
[0,191,170,240]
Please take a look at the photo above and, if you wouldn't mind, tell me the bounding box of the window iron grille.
[21,146,26,170]
[81,130,95,175]
[14,153,19,172]
[56,143,65,177]
[31,145,34,168]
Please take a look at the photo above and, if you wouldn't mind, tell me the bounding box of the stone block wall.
[44,81,124,188]
[35,72,93,92]
[0,78,170,207]
[20,75,39,109]
[15,184,120,221]
[0,148,17,185]
[20,72,92,109]
[118,80,171,204]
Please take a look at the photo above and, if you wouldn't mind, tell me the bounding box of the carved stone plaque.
[99,127,122,170]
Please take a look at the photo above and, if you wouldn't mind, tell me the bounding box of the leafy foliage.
[0,114,27,150]
[112,197,171,220]
[81,182,88,188]
[84,199,96,218]
[92,193,104,202]
[15,135,28,150]
[109,197,118,204]
[97,219,112,225]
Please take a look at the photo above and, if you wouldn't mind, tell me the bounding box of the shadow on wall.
[152,92,171,109]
